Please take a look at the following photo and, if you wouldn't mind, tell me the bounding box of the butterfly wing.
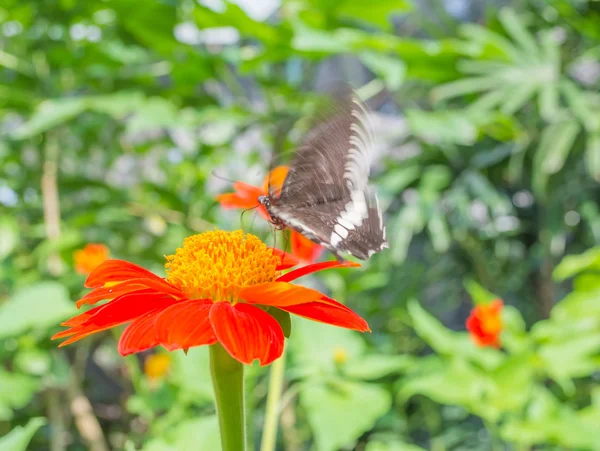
[270,192,387,260]
[272,91,374,207]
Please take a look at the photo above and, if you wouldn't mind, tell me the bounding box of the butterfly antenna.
[210,169,237,185]
[240,205,260,233]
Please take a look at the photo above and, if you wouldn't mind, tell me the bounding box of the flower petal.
[276,260,361,283]
[268,247,299,271]
[280,300,370,332]
[155,299,217,351]
[118,311,161,355]
[77,277,183,308]
[290,231,323,264]
[216,182,264,209]
[209,302,284,366]
[52,291,177,345]
[85,260,165,288]
[240,282,326,307]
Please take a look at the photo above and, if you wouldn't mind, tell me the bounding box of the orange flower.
[216,166,324,264]
[466,299,503,348]
[53,230,368,366]
[74,244,110,275]
[144,353,172,380]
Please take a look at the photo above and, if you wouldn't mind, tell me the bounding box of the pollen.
[165,230,281,302]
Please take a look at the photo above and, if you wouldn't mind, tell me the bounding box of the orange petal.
[85,260,165,288]
[290,231,323,264]
[240,282,325,307]
[280,301,370,332]
[276,260,361,283]
[216,182,264,210]
[262,166,289,196]
[77,278,183,308]
[268,247,299,270]
[155,299,217,351]
[53,291,177,345]
[209,302,284,366]
[118,311,161,355]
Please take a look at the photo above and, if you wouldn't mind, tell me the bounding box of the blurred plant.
[400,247,600,449]
[73,243,110,275]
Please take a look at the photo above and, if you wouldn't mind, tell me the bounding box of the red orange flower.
[74,244,110,275]
[466,299,503,348]
[53,230,368,366]
[216,166,324,264]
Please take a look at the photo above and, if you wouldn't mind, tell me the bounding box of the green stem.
[210,343,246,451]
[260,349,286,451]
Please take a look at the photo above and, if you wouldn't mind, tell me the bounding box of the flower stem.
[210,343,246,451]
[260,349,286,451]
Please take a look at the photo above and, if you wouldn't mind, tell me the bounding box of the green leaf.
[407,299,456,355]
[585,131,600,182]
[0,370,40,420]
[0,282,76,339]
[268,307,291,338]
[335,0,412,29]
[464,279,498,305]
[301,381,391,451]
[290,319,365,375]
[141,415,220,451]
[366,440,427,451]
[553,247,600,281]
[344,355,415,380]
[360,52,405,90]
[498,9,540,59]
[541,121,580,174]
[0,216,19,259]
[0,417,46,451]
[406,110,477,145]
[12,98,87,139]
[169,347,213,404]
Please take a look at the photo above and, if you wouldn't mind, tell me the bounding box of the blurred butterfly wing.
[273,92,374,207]
[270,193,387,259]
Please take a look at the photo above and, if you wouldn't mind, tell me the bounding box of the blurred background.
[1,0,600,449]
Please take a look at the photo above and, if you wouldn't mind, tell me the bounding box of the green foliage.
[1,0,599,449]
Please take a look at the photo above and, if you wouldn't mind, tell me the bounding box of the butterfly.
[258,90,388,261]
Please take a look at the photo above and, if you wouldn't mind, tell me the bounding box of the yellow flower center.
[144,353,172,380]
[165,230,281,302]
[332,347,349,365]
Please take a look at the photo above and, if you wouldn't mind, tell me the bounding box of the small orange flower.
[144,353,172,380]
[466,299,503,348]
[53,230,368,366]
[216,166,324,264]
[74,244,110,275]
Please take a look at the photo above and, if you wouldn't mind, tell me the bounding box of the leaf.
[366,440,427,451]
[360,52,405,90]
[406,110,477,145]
[267,307,291,338]
[0,417,46,451]
[585,131,600,182]
[553,248,600,281]
[407,300,456,355]
[464,279,498,305]
[301,381,391,451]
[0,216,19,259]
[169,347,214,404]
[540,121,580,174]
[335,0,412,29]
[0,370,40,420]
[498,9,540,59]
[141,415,220,451]
[344,355,415,380]
[0,282,76,340]
[11,98,87,139]
[289,319,365,376]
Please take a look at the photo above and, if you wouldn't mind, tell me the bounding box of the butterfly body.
[261,91,388,261]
